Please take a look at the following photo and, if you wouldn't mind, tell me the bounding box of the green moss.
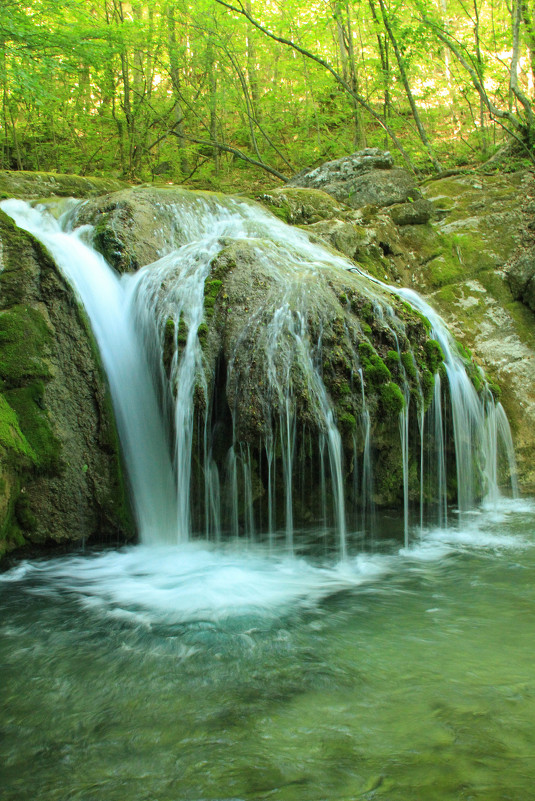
[358,341,391,387]
[197,322,209,347]
[471,370,483,393]
[457,341,472,360]
[424,339,445,373]
[269,205,291,223]
[4,382,61,473]
[335,380,351,397]
[366,356,391,386]
[401,351,417,380]
[15,494,37,532]
[420,367,435,410]
[360,302,374,324]
[380,382,405,415]
[177,317,188,347]
[0,394,36,462]
[358,341,375,360]
[204,279,223,318]
[361,323,372,337]
[486,376,502,401]
[0,306,52,388]
[163,318,175,374]
[338,411,357,432]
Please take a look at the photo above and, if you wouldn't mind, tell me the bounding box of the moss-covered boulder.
[0,210,132,559]
[150,234,446,528]
[256,186,351,225]
[257,164,535,492]
[0,170,126,201]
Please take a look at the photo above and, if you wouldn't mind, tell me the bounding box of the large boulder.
[0,209,132,558]
[286,149,422,210]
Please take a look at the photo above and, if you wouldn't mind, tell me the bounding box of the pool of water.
[2,499,535,801]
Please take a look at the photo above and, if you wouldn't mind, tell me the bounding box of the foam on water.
[2,499,531,625]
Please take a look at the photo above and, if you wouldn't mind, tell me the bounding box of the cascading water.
[1,199,178,543]
[1,191,518,556]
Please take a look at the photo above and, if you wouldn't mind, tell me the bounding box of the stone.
[506,251,535,312]
[288,148,394,188]
[389,198,434,226]
[286,149,420,210]
[257,186,350,224]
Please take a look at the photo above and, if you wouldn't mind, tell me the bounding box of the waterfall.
[1,199,178,544]
[1,192,518,556]
[396,287,518,521]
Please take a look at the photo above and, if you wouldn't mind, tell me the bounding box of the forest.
[2,0,535,189]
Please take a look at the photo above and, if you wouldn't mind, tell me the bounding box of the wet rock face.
[0,210,132,558]
[286,149,422,211]
[161,237,445,525]
[74,188,182,273]
[418,172,535,490]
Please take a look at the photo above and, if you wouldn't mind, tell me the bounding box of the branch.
[177,133,289,181]
[213,0,418,173]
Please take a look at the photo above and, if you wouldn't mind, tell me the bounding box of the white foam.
[0,544,392,624]
[2,501,533,624]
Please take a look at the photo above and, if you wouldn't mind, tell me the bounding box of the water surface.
[2,500,535,800]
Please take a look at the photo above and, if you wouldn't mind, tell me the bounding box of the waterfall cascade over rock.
[2,191,518,555]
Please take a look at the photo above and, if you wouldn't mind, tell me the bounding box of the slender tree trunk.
[512,0,535,142]
[335,2,366,148]
[368,0,391,150]
[166,3,190,174]
[208,41,219,174]
[245,0,261,123]
[376,0,441,171]
[521,1,535,92]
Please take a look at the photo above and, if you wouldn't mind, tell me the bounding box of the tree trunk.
[376,0,441,171]
[166,3,190,174]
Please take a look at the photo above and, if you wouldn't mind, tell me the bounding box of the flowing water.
[0,193,532,799]
[1,499,535,800]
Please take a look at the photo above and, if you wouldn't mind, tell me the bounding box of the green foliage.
[0,0,531,184]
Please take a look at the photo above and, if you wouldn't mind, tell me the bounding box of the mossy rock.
[256,187,351,225]
[0,210,133,559]
[0,170,127,200]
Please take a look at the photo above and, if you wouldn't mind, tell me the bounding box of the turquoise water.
[2,500,535,801]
